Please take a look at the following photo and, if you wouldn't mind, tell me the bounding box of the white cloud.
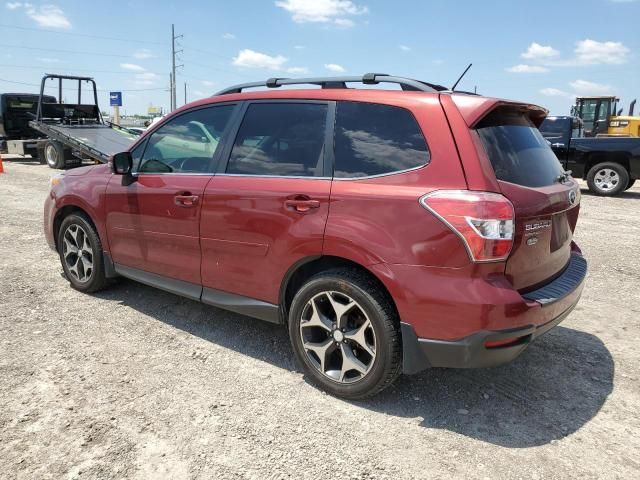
[121,63,146,72]
[275,0,367,26]
[232,49,288,70]
[324,63,345,72]
[26,5,71,29]
[193,90,206,97]
[574,39,629,65]
[540,88,569,97]
[506,64,549,73]
[294,45,305,50]
[399,45,411,52]
[569,79,613,95]
[222,33,236,40]
[36,57,60,63]
[201,80,215,87]
[432,59,444,65]
[134,72,158,86]
[286,66,309,74]
[132,49,154,59]
[6,3,71,28]
[521,42,559,59]
[334,18,354,27]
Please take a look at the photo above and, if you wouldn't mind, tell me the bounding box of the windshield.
[540,117,569,136]
[4,95,56,111]
[476,107,565,188]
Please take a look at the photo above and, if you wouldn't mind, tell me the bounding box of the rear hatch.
[475,106,580,291]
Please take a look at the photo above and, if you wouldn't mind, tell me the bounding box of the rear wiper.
[556,170,573,183]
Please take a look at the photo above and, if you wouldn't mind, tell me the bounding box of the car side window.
[334,101,430,178]
[138,105,234,174]
[226,103,328,177]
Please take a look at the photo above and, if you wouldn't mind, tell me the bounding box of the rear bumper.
[400,253,587,373]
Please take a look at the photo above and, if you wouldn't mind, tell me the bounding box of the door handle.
[285,197,321,213]
[175,194,199,207]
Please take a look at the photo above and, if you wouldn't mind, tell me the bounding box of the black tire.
[586,162,629,196]
[37,146,46,165]
[625,179,636,190]
[57,213,109,293]
[44,141,66,169]
[288,268,402,399]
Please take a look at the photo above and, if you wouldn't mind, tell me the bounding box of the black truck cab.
[0,93,56,153]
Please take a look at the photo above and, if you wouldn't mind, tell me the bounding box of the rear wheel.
[57,213,109,293]
[288,268,401,399]
[625,179,636,190]
[44,141,65,169]
[586,162,629,196]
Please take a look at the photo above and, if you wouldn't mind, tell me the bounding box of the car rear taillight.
[420,190,515,262]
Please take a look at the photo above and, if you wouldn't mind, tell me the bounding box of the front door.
[200,101,333,304]
[105,104,237,288]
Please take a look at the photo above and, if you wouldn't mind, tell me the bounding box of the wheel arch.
[53,204,100,251]
[584,151,631,179]
[279,255,400,328]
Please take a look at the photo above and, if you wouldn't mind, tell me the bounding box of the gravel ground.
[1,157,639,479]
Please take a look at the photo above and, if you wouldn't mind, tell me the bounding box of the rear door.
[200,101,332,304]
[104,104,237,287]
[475,107,580,290]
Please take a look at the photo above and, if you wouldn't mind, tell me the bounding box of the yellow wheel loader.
[572,96,639,137]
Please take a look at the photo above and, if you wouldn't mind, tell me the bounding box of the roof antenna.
[451,63,472,91]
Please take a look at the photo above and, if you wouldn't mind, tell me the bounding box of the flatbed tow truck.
[27,74,139,169]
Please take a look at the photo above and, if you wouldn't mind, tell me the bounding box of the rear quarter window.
[476,107,565,188]
[334,101,429,178]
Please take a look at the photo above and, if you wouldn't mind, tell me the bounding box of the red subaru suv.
[44,74,587,399]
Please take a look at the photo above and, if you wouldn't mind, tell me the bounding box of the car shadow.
[580,186,640,200]
[95,278,613,449]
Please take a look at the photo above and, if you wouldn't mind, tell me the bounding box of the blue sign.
[109,91,122,107]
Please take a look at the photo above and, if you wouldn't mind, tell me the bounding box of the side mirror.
[112,151,132,174]
[111,152,136,186]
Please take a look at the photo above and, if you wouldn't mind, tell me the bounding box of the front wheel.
[288,269,402,399]
[625,179,636,191]
[57,213,109,293]
[586,162,629,196]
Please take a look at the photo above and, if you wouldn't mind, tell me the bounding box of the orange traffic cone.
[0,153,4,174]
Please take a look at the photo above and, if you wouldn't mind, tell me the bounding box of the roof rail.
[215,73,448,95]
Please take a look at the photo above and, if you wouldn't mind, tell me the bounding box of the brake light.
[420,190,515,262]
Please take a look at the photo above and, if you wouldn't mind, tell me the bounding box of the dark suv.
[44,74,587,399]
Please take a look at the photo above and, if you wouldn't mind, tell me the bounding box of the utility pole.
[171,24,183,111]
[184,82,187,105]
[169,72,173,111]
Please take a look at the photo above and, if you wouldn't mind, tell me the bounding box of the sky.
[1,0,639,116]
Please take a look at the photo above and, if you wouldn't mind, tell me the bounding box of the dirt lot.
[0,157,639,479]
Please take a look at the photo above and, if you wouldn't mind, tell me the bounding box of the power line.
[0,43,167,59]
[182,44,231,62]
[0,63,165,76]
[0,23,164,45]
[0,77,167,92]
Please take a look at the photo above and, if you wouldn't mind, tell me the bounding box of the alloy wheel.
[299,291,377,383]
[594,168,620,192]
[45,144,58,168]
[62,224,93,283]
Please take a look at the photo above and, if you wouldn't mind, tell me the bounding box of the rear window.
[334,101,429,178]
[476,107,565,188]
